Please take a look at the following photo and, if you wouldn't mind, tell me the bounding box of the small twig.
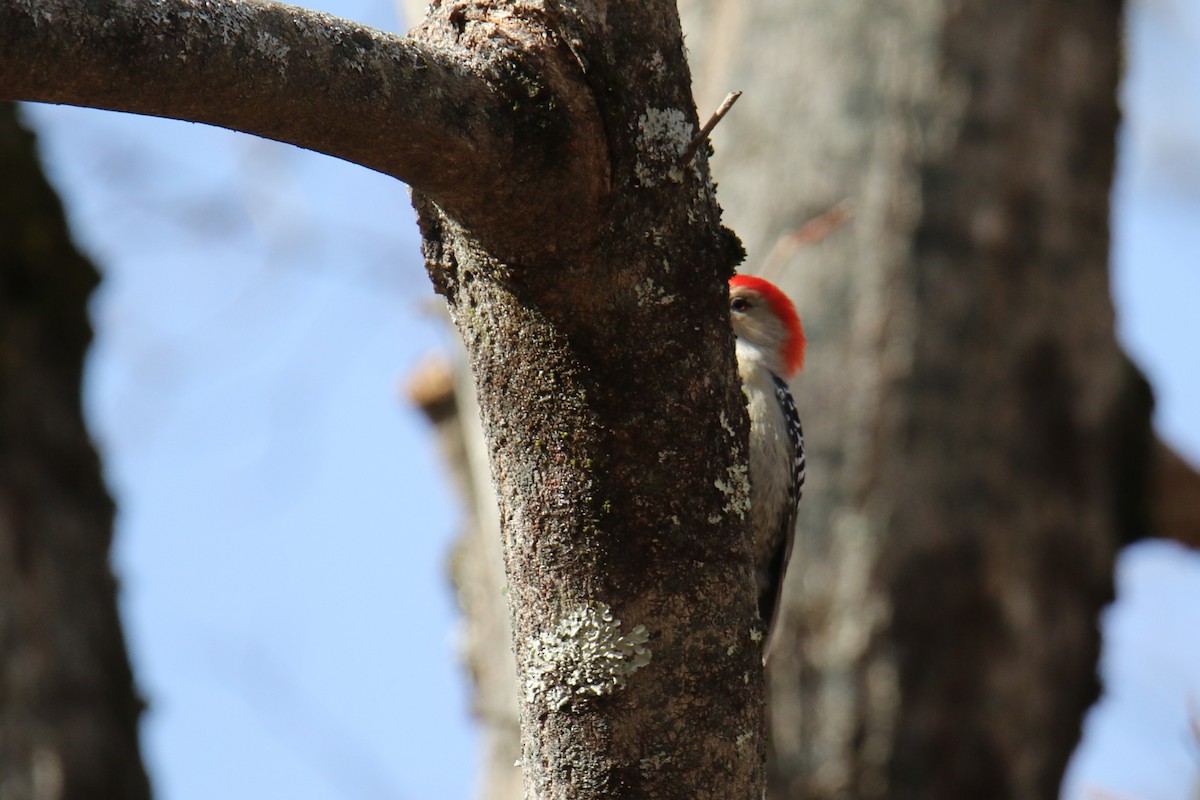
[759,202,853,280]
[682,90,742,164]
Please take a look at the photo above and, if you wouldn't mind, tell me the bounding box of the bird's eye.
[731,297,751,313]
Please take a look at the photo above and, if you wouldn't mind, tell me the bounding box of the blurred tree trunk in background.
[0,103,151,800]
[416,0,1195,798]
[408,355,522,800]
[681,1,1129,797]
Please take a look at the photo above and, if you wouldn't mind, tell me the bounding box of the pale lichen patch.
[634,107,692,186]
[13,0,35,23]
[645,50,666,76]
[524,601,652,711]
[635,276,677,307]
[639,751,672,778]
[718,411,736,439]
[206,2,258,46]
[715,462,751,519]
[255,29,291,73]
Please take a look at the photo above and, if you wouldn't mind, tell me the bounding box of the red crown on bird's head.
[729,274,806,378]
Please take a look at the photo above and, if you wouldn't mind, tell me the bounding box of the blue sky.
[20,0,1200,798]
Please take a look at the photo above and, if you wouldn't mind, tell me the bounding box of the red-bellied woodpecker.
[729,274,806,659]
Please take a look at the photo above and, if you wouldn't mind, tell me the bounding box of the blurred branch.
[406,353,522,800]
[758,202,852,279]
[1154,443,1200,548]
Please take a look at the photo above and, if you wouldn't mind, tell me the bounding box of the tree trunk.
[683,0,1136,797]
[0,103,151,800]
[404,2,772,795]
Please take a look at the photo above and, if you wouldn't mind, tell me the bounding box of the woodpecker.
[729,274,806,659]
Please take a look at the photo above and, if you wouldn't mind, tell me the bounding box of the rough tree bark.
[0,104,151,800]
[2,1,772,797]
[407,7,768,796]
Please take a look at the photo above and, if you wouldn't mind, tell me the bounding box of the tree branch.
[0,0,609,258]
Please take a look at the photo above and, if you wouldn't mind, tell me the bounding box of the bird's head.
[728,274,805,380]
